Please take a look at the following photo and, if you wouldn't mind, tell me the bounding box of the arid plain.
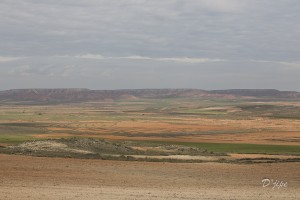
[0,89,300,199]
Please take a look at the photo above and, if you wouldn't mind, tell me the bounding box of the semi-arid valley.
[1,88,300,199]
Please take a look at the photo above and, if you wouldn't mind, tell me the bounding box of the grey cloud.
[0,56,23,62]
[70,54,226,64]
[0,0,299,90]
[1,0,299,59]
[1,55,299,90]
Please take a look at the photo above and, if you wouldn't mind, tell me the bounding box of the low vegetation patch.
[0,138,223,161]
[1,138,299,163]
[142,141,300,155]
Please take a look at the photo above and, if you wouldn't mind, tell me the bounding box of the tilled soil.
[0,154,299,200]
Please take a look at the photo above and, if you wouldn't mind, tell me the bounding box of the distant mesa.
[208,89,300,98]
[0,88,299,103]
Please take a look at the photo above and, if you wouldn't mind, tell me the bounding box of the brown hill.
[0,88,299,103]
[208,89,300,98]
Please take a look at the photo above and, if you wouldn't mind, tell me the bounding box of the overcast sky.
[0,0,299,91]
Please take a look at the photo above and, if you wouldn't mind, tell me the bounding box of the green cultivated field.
[143,141,300,155]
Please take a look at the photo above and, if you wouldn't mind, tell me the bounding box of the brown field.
[1,100,300,146]
[0,98,300,199]
[30,119,300,146]
[0,154,299,200]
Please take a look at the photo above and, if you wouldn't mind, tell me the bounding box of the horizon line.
[1,88,299,93]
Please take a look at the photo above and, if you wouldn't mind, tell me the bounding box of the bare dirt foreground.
[0,154,299,200]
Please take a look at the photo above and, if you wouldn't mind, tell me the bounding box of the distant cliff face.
[0,88,299,103]
[0,88,205,102]
[208,89,300,98]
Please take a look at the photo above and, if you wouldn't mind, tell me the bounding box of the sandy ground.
[0,154,299,200]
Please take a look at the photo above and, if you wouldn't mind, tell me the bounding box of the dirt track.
[0,154,299,200]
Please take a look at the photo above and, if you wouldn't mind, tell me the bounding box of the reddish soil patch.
[37,117,300,145]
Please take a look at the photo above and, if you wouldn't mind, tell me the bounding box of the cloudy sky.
[0,0,299,91]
